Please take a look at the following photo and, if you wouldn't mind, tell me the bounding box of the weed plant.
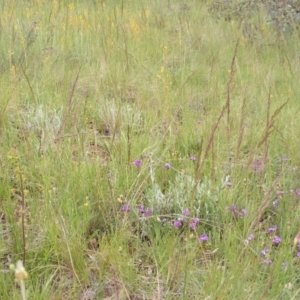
[0,0,300,299]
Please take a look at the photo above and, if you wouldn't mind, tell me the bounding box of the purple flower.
[267,226,277,233]
[297,189,300,197]
[139,205,152,217]
[189,219,200,231]
[261,248,269,256]
[232,204,238,213]
[248,234,255,240]
[191,218,200,224]
[244,235,255,245]
[239,208,249,217]
[262,259,272,265]
[227,204,249,218]
[273,235,281,245]
[252,159,264,173]
[272,199,279,209]
[297,252,300,258]
[189,156,196,161]
[226,182,232,187]
[164,163,172,169]
[190,223,197,231]
[134,159,142,167]
[183,209,190,216]
[145,210,152,217]
[173,221,182,227]
[121,204,130,212]
[199,234,209,242]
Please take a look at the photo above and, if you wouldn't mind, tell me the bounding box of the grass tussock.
[1,0,300,299]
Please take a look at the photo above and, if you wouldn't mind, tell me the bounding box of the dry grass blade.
[55,66,82,142]
[249,172,282,233]
[257,98,289,149]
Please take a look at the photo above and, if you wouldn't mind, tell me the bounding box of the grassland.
[1,0,300,299]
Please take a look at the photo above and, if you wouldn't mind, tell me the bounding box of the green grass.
[1,0,300,299]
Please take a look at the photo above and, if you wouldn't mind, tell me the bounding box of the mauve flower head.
[191,218,200,224]
[189,218,200,230]
[240,209,249,216]
[226,181,232,187]
[297,189,300,197]
[261,248,269,256]
[190,223,197,231]
[297,252,300,258]
[139,205,145,212]
[272,199,279,209]
[164,163,172,169]
[233,204,238,213]
[145,210,152,217]
[248,234,255,240]
[227,204,249,218]
[189,156,196,161]
[252,159,264,173]
[121,204,130,212]
[183,209,190,216]
[199,234,209,242]
[262,259,272,265]
[273,235,281,245]
[267,226,277,233]
[173,221,182,227]
[134,159,142,167]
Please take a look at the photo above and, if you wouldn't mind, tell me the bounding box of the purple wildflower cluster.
[260,248,273,265]
[121,203,152,217]
[273,235,281,245]
[199,234,209,242]
[121,204,130,212]
[267,226,281,246]
[172,209,201,231]
[139,205,152,217]
[272,198,279,209]
[244,234,255,245]
[133,159,142,167]
[257,225,284,265]
[226,204,249,218]
[164,163,172,169]
[251,159,264,173]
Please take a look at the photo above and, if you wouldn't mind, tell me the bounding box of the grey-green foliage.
[208,0,300,35]
[146,167,220,217]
